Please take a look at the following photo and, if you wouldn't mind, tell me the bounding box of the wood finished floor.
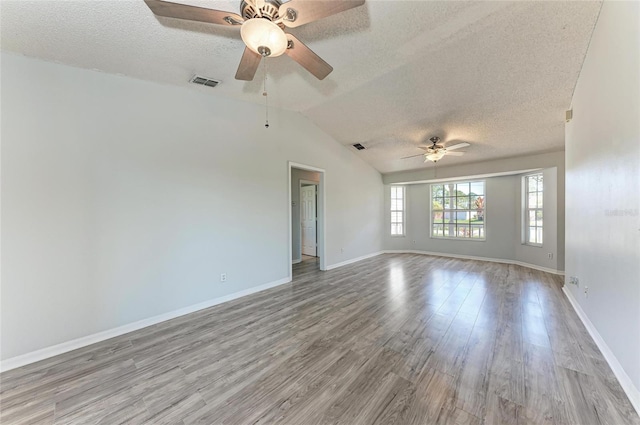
[1,254,639,425]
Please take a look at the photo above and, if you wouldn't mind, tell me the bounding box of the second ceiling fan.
[402,137,470,163]
[144,0,365,81]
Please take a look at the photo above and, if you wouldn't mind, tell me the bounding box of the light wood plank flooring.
[1,254,638,424]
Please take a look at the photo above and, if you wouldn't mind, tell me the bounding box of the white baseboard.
[292,258,302,264]
[562,287,640,415]
[383,250,564,275]
[0,276,292,373]
[325,251,384,271]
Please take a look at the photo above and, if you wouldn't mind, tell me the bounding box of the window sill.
[523,243,543,248]
[390,234,406,238]
[430,236,486,242]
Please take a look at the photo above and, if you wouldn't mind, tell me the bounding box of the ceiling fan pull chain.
[263,57,269,128]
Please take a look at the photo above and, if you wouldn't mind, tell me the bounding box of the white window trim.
[522,172,543,247]
[390,185,406,237]
[429,179,486,241]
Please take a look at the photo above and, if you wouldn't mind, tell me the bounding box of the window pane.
[391,223,398,235]
[537,228,543,244]
[536,193,543,208]
[528,227,536,243]
[528,177,537,192]
[528,210,536,225]
[443,224,454,237]
[431,180,485,239]
[528,193,537,209]
[474,196,485,212]
[456,182,470,194]
[444,197,454,209]
[470,225,483,238]
[391,200,401,210]
[432,211,444,224]
[537,177,543,192]
[470,182,484,196]
[456,196,470,210]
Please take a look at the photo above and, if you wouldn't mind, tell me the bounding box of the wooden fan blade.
[235,47,262,81]
[284,34,333,80]
[144,0,244,26]
[279,0,365,28]
[401,153,426,159]
[445,151,465,156]
[445,142,470,151]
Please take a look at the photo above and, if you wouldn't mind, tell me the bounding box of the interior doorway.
[288,162,326,279]
[300,181,318,257]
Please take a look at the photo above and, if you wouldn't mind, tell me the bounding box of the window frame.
[390,186,406,237]
[430,180,486,241]
[523,172,544,247]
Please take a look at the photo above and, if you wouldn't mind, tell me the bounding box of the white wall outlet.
[547,253,553,259]
[584,286,589,297]
[569,276,579,286]
[220,273,227,282]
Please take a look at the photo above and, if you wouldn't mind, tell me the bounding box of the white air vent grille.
[190,75,220,88]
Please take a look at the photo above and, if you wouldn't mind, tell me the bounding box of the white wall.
[565,0,640,398]
[291,168,320,262]
[383,152,564,272]
[0,53,383,361]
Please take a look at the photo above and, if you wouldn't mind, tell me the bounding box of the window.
[390,186,405,236]
[431,181,485,239]
[524,173,543,245]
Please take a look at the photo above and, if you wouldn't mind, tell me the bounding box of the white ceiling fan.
[402,136,470,163]
[144,0,365,81]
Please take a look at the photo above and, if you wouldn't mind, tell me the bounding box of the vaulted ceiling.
[1,0,601,173]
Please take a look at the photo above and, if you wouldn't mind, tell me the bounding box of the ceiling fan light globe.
[426,151,446,162]
[241,18,288,57]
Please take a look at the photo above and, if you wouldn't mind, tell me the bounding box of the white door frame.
[288,161,326,280]
[300,180,319,257]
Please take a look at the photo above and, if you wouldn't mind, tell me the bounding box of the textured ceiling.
[1,0,601,174]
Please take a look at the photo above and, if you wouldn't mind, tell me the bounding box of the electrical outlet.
[547,253,553,259]
[569,276,579,286]
[584,286,589,298]
[220,273,227,282]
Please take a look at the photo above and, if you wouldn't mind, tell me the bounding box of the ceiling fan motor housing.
[241,0,283,23]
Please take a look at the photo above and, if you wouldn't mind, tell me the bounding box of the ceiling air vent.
[190,75,220,88]
[352,143,366,151]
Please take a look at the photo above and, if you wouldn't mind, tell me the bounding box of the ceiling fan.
[144,0,365,81]
[402,137,470,163]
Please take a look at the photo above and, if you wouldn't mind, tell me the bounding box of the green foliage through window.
[431,181,485,239]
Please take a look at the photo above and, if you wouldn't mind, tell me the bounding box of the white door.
[301,185,317,256]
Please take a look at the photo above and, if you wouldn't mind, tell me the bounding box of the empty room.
[1,0,639,424]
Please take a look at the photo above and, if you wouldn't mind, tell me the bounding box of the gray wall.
[565,1,640,394]
[383,152,564,271]
[383,165,561,271]
[291,168,320,261]
[0,53,384,361]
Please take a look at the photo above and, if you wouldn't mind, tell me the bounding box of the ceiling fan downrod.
[263,58,269,129]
